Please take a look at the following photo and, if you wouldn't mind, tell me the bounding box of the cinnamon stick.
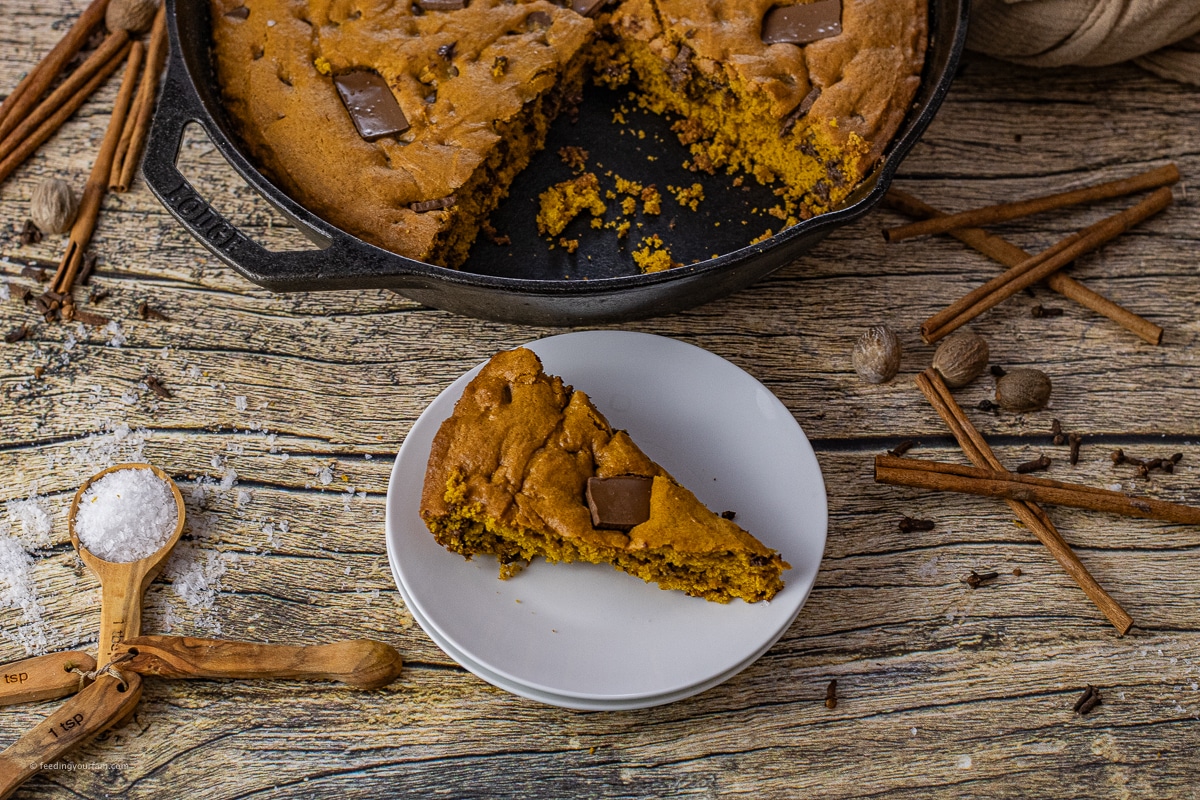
[920,187,1173,343]
[0,29,131,170]
[883,164,1180,242]
[111,2,167,192]
[914,368,1133,635]
[0,40,131,187]
[51,40,144,297]
[883,189,1163,345]
[875,454,1200,525]
[0,0,112,139]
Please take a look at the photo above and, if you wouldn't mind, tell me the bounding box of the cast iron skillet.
[143,0,968,325]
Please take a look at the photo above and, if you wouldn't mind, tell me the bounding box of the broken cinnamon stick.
[883,164,1179,242]
[920,187,1173,343]
[914,368,1133,635]
[883,189,1163,345]
[875,454,1200,525]
[0,41,131,187]
[51,40,144,297]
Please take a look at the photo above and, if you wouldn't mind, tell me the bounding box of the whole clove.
[19,265,47,281]
[899,516,935,533]
[1073,684,1102,715]
[19,219,43,246]
[4,324,29,343]
[137,301,170,321]
[887,439,916,457]
[977,399,1000,414]
[1016,455,1052,474]
[1111,448,1127,466]
[1051,418,1065,445]
[1031,305,1064,318]
[89,287,110,305]
[72,309,110,327]
[9,282,31,304]
[1068,433,1082,465]
[963,570,999,589]
[824,679,837,709]
[144,374,172,399]
[77,252,98,285]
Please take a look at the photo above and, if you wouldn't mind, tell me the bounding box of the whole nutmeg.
[932,329,989,389]
[995,368,1052,413]
[107,0,158,34]
[29,177,79,235]
[852,325,902,384]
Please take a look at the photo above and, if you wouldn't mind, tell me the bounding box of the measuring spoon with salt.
[68,463,187,666]
[0,463,180,797]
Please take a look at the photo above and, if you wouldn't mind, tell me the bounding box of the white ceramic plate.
[385,331,827,704]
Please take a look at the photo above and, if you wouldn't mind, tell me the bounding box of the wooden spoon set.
[0,465,404,796]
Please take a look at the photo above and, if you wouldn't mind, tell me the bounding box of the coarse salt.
[75,467,178,562]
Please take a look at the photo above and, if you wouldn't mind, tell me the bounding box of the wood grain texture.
[1,5,1199,796]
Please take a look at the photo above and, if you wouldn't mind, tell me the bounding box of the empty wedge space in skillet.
[419,347,790,603]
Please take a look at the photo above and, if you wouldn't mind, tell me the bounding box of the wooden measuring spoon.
[0,671,142,799]
[0,651,95,706]
[112,636,404,690]
[68,463,186,667]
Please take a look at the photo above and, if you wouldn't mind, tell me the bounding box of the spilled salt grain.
[75,467,178,562]
[105,320,126,347]
[0,532,50,655]
[235,395,248,412]
[6,495,53,549]
[318,466,333,485]
[0,283,9,301]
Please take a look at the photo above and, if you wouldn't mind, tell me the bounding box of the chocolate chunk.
[571,0,606,17]
[780,85,821,135]
[667,44,693,89]
[225,6,250,19]
[409,195,456,213]
[526,10,552,29]
[333,70,410,141]
[762,0,842,46]
[436,42,456,61]
[586,476,653,531]
[417,0,466,10]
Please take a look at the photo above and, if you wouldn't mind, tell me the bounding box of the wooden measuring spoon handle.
[0,672,141,799]
[115,636,403,690]
[96,571,146,667]
[0,652,94,706]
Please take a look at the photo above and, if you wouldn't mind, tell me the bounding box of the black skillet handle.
[140,27,425,292]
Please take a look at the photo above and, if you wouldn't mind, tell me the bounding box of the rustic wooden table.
[3,3,1199,797]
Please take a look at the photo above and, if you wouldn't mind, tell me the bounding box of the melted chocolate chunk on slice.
[333,70,409,141]
[410,195,457,213]
[417,0,466,10]
[225,6,250,19]
[762,0,842,46]
[571,0,606,17]
[586,476,653,531]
